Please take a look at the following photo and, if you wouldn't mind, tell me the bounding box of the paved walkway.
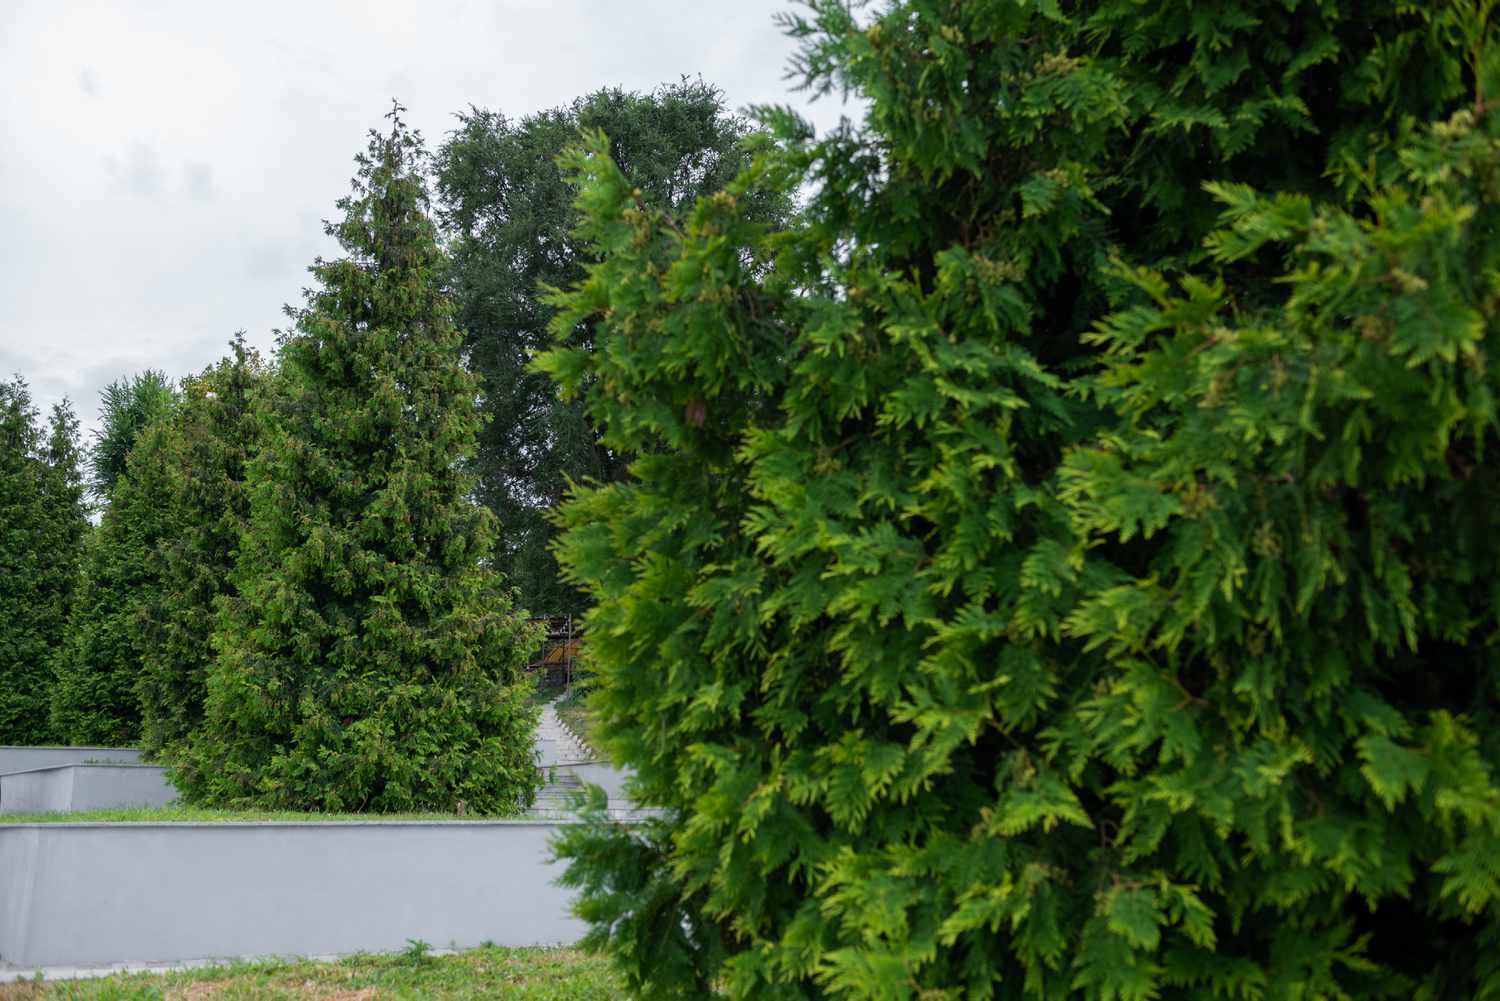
[527,702,592,816]
[525,702,649,820]
[533,702,594,768]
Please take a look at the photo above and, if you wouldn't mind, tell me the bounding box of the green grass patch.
[0,805,532,825]
[0,944,622,999]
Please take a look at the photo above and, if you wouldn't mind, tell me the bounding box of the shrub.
[547,2,1500,997]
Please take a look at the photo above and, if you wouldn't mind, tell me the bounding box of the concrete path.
[526,701,649,821]
[533,702,593,768]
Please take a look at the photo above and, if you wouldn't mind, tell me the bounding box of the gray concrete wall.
[0,747,141,774]
[0,765,178,815]
[0,768,72,814]
[0,821,585,969]
[0,828,39,970]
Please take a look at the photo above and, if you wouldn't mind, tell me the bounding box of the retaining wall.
[0,764,178,815]
[0,747,141,775]
[0,821,584,970]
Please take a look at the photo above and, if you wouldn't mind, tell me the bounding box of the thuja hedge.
[0,382,87,745]
[547,1,1500,998]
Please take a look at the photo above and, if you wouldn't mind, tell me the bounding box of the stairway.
[523,702,655,821]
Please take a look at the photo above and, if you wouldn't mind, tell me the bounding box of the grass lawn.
[0,806,537,825]
[0,945,622,1000]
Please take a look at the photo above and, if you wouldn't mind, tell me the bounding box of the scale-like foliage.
[183,110,542,813]
[134,336,266,768]
[89,370,175,502]
[50,402,180,747]
[0,381,88,745]
[546,2,1500,998]
[52,371,182,745]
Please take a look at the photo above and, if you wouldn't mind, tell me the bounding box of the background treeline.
[0,81,770,811]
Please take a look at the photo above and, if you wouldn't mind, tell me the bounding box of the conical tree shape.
[135,336,266,769]
[187,109,541,812]
[0,381,88,745]
[51,403,179,747]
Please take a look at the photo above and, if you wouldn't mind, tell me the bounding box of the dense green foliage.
[89,369,175,501]
[182,112,542,812]
[134,337,266,764]
[49,404,178,745]
[548,2,1500,998]
[436,80,789,613]
[51,369,184,744]
[0,380,88,744]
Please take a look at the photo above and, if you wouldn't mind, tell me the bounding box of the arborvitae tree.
[184,109,541,813]
[0,377,48,744]
[134,336,265,768]
[40,399,90,582]
[435,79,791,614]
[50,400,178,746]
[545,2,1500,998]
[0,381,87,744]
[89,370,175,501]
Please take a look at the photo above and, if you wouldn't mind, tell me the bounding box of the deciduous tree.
[436,79,789,613]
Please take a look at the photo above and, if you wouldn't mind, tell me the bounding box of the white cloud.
[185,163,214,202]
[102,142,166,197]
[0,0,857,436]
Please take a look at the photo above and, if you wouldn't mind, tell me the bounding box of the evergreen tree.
[546,2,1500,998]
[436,79,791,613]
[185,108,542,813]
[0,380,87,744]
[50,403,177,746]
[41,399,90,572]
[89,370,175,501]
[134,336,266,769]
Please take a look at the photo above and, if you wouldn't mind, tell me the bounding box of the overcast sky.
[0,0,850,437]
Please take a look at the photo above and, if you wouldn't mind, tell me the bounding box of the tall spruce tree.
[545,1,1500,998]
[185,109,541,813]
[436,80,790,614]
[0,380,87,744]
[134,336,265,770]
